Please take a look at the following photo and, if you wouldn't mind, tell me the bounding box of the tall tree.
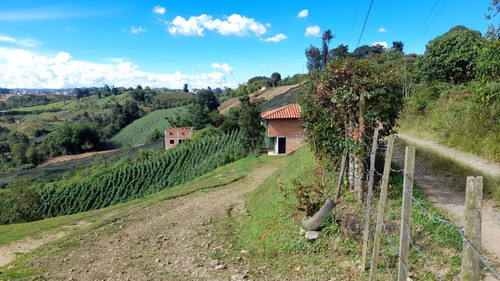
[305,45,322,72]
[183,84,189,92]
[238,96,264,154]
[321,30,335,69]
[391,41,404,53]
[271,72,281,86]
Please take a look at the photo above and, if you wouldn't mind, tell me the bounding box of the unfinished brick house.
[165,127,195,150]
[261,103,305,155]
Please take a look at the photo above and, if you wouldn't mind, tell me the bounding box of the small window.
[169,139,174,144]
[181,132,185,136]
[169,132,173,136]
[179,139,184,144]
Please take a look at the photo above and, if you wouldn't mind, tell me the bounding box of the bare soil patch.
[2,163,278,280]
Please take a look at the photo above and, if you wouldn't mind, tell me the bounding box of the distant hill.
[110,107,187,148]
[218,83,304,115]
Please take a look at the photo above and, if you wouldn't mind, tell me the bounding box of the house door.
[278,137,286,154]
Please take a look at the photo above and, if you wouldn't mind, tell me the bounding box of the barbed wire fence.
[355,133,500,280]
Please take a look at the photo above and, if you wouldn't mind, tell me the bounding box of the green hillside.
[109,107,187,148]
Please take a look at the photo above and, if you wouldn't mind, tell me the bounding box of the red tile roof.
[261,103,301,120]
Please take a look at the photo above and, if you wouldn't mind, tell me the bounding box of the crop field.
[109,107,187,148]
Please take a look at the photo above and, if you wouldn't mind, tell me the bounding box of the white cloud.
[372,41,388,49]
[153,5,166,15]
[378,27,387,32]
[305,25,320,36]
[266,23,271,28]
[261,33,287,43]
[0,47,235,89]
[131,26,146,34]
[297,9,308,18]
[211,62,234,75]
[0,33,41,47]
[166,13,267,36]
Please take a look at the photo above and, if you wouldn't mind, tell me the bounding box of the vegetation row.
[0,131,244,224]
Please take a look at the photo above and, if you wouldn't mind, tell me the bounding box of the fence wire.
[360,142,500,280]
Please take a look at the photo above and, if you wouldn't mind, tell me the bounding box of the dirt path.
[2,163,279,280]
[394,134,500,279]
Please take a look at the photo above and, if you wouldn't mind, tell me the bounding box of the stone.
[305,231,321,240]
[299,228,306,236]
[215,264,226,270]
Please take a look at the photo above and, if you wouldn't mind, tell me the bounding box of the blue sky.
[0,0,495,89]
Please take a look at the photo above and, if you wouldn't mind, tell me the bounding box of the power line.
[348,0,361,47]
[356,0,375,49]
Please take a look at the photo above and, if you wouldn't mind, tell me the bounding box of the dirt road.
[1,163,278,280]
[394,133,500,279]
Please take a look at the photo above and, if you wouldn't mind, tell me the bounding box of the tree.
[183,84,189,92]
[352,45,372,59]
[301,58,403,199]
[321,30,335,69]
[196,89,219,112]
[54,123,101,154]
[103,84,111,92]
[329,44,349,62]
[305,45,322,72]
[418,26,486,84]
[271,72,281,86]
[392,41,404,53]
[238,97,264,154]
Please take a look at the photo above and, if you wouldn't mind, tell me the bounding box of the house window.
[169,132,173,136]
[179,139,184,144]
[169,139,174,144]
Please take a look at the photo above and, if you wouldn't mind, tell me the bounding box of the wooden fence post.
[369,136,394,281]
[397,146,415,281]
[361,128,379,271]
[461,176,483,281]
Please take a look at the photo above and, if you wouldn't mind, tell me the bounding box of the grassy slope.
[397,84,499,163]
[0,153,274,246]
[0,146,464,280]
[109,107,187,148]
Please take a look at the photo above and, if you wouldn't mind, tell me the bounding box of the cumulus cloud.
[297,9,308,18]
[166,13,267,36]
[130,26,146,34]
[153,5,166,14]
[0,33,41,47]
[261,33,287,43]
[211,62,233,75]
[378,27,387,32]
[0,47,235,89]
[305,25,320,36]
[372,41,388,49]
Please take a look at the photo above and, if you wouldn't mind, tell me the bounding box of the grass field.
[109,107,187,148]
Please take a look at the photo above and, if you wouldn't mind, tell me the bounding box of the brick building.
[261,103,305,155]
[165,127,195,150]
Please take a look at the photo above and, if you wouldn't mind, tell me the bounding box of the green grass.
[109,107,187,148]
[397,83,499,163]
